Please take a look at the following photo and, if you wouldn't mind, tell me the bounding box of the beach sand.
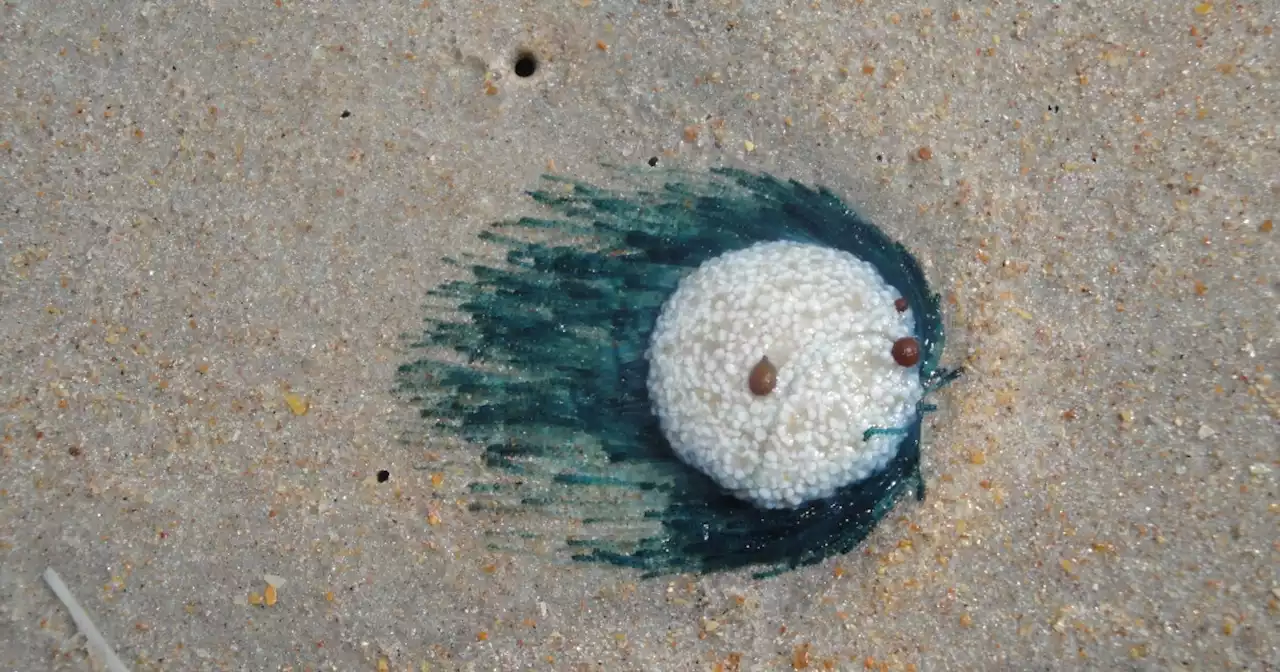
[1,1,1276,669]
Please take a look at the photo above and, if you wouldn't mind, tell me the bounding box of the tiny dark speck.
[341,110,351,118]
[376,469,389,483]
[648,157,659,167]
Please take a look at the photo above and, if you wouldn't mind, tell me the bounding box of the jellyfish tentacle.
[862,426,910,441]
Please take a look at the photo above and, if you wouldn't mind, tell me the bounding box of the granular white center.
[646,241,924,509]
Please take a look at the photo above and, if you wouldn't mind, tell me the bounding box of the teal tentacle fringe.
[397,167,960,578]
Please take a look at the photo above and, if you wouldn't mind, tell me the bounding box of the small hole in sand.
[513,51,538,78]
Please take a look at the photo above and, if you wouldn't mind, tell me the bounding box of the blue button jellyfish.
[398,167,961,578]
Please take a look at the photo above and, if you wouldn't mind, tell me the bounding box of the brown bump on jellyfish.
[892,337,920,367]
[748,356,777,396]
